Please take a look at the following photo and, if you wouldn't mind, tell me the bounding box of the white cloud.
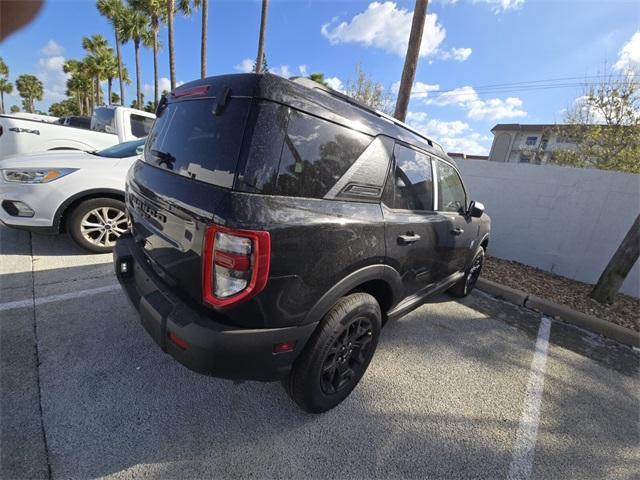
[37,54,69,103]
[472,0,525,13]
[234,58,254,73]
[614,31,640,71]
[271,65,292,77]
[41,40,64,56]
[143,77,184,96]
[321,2,446,58]
[406,111,490,155]
[439,47,472,61]
[391,81,440,98]
[427,85,527,121]
[234,58,307,78]
[325,76,344,92]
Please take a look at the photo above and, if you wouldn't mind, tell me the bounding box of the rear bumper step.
[114,234,317,382]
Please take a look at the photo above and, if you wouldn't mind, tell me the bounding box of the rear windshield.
[143,98,250,188]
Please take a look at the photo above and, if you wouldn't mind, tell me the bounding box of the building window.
[539,137,549,150]
[525,136,537,146]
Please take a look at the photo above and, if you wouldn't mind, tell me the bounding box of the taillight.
[202,224,271,308]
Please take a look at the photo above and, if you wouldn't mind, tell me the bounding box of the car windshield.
[94,139,145,158]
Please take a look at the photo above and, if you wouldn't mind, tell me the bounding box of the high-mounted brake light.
[202,225,271,309]
[172,85,210,98]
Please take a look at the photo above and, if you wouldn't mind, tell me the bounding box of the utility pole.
[394,0,428,122]
[255,0,269,73]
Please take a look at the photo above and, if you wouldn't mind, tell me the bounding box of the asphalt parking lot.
[1,225,638,480]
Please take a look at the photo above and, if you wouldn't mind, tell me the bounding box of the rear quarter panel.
[220,193,387,328]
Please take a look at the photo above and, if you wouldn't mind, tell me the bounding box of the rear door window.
[390,144,434,211]
[274,110,372,198]
[143,98,250,188]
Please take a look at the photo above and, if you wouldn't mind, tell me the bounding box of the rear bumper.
[114,234,317,382]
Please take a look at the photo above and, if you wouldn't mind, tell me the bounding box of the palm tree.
[130,0,165,106]
[64,59,94,114]
[102,49,130,105]
[167,0,176,89]
[0,79,12,114]
[393,0,428,122]
[15,74,44,113]
[166,0,191,89]
[97,0,126,105]
[120,7,152,108]
[82,34,109,105]
[0,57,11,114]
[0,57,8,78]
[190,0,207,79]
[255,0,269,74]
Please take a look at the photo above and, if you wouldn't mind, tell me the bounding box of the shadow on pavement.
[0,242,638,479]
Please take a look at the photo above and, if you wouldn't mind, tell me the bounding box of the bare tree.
[255,0,269,74]
[345,64,393,114]
[547,67,640,173]
[394,0,428,122]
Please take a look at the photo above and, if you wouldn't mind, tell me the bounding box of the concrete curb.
[476,278,640,348]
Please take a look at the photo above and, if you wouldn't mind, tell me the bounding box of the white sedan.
[0,139,144,253]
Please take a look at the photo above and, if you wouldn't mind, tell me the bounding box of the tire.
[67,198,128,253]
[283,293,381,413]
[449,248,485,298]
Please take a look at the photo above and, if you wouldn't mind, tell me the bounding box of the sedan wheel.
[80,206,128,248]
[68,197,128,253]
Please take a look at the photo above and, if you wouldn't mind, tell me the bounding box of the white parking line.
[0,284,121,312]
[507,316,552,480]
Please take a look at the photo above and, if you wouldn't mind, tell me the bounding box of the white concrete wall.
[457,160,640,297]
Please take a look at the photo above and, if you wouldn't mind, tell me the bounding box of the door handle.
[398,233,421,245]
[451,227,464,236]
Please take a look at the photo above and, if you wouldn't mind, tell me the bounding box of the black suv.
[114,73,490,413]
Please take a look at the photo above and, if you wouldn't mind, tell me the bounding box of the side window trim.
[434,158,468,214]
[432,157,439,212]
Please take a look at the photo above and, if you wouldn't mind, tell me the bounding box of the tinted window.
[392,144,433,211]
[143,98,250,188]
[274,111,371,198]
[96,139,145,158]
[436,160,466,212]
[91,108,115,133]
[238,101,289,193]
[131,114,154,138]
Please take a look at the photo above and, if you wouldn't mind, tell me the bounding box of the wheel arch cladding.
[303,264,403,325]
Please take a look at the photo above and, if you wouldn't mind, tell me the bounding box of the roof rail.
[289,76,444,154]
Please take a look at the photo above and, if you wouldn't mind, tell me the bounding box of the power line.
[424,74,637,98]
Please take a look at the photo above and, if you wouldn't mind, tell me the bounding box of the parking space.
[1,225,638,479]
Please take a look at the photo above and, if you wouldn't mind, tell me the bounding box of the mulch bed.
[481,256,640,333]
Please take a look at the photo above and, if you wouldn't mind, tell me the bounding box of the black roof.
[171,73,450,163]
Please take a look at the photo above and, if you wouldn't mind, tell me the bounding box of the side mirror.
[136,145,144,156]
[468,200,485,218]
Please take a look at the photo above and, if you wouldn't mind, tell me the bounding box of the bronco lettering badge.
[130,195,168,223]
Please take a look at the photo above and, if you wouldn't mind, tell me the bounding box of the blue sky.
[2,0,639,154]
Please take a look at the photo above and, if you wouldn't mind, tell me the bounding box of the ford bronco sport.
[114,73,490,413]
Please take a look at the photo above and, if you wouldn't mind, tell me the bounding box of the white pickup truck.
[0,106,155,159]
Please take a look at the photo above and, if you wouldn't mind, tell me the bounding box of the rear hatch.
[127,83,253,305]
